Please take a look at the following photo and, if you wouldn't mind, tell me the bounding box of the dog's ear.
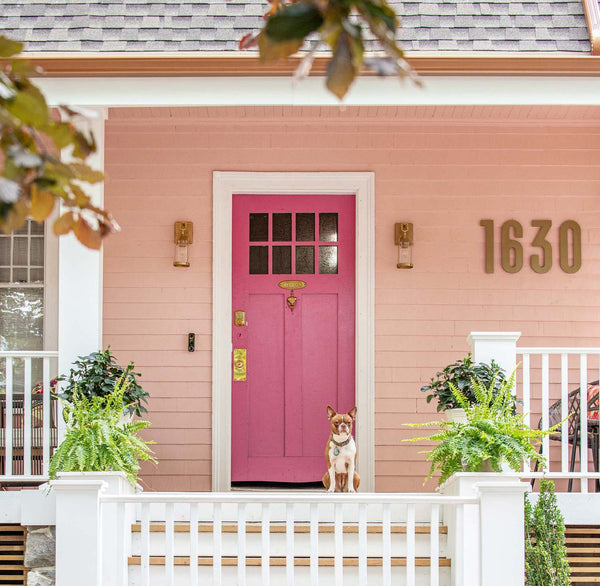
[326,405,336,420]
[348,406,357,420]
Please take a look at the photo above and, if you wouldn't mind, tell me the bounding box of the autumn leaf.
[69,163,104,184]
[73,216,102,250]
[258,32,303,62]
[53,211,75,236]
[0,36,23,58]
[6,85,49,126]
[30,185,55,222]
[326,33,356,100]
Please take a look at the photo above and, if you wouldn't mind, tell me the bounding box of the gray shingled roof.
[0,1,592,53]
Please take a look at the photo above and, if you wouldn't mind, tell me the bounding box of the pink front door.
[232,194,355,483]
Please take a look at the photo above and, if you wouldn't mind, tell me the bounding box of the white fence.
[49,472,528,586]
[0,351,59,481]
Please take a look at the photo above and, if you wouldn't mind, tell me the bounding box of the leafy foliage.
[0,36,117,248]
[241,0,419,100]
[525,480,570,585]
[407,373,557,486]
[49,378,156,485]
[58,347,149,417]
[420,354,507,412]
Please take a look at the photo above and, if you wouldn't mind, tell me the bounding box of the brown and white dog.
[322,406,360,493]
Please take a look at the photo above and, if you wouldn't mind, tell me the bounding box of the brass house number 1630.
[480,220,582,274]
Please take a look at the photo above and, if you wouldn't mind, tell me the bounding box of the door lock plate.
[234,310,246,327]
[233,349,247,381]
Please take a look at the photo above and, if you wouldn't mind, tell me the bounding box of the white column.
[53,478,106,586]
[467,332,521,378]
[57,107,107,440]
[478,482,530,586]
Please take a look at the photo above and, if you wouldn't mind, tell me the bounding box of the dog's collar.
[331,436,351,448]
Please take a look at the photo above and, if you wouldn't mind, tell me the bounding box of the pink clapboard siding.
[103,105,600,493]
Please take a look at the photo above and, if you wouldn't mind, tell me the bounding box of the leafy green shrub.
[49,379,156,485]
[407,373,555,485]
[525,479,570,585]
[420,354,506,412]
[58,347,148,416]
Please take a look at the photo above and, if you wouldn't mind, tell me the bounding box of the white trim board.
[38,76,600,107]
[212,172,375,492]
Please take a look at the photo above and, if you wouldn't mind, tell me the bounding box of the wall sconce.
[174,221,193,267]
[395,222,413,269]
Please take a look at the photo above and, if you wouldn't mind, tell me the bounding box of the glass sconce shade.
[174,221,193,267]
[395,222,414,269]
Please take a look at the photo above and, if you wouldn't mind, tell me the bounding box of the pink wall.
[103,106,600,492]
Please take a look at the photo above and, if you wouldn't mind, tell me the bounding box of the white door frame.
[212,172,375,492]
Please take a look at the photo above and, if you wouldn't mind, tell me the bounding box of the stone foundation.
[25,526,55,586]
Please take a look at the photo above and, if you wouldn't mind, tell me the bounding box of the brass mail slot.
[233,349,246,381]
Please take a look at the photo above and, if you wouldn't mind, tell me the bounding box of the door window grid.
[249,213,339,275]
[0,220,45,285]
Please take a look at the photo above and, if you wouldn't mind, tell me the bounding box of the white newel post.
[478,482,530,586]
[53,479,105,586]
[467,332,521,378]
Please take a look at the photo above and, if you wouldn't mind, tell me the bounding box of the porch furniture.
[532,382,600,492]
[0,395,59,477]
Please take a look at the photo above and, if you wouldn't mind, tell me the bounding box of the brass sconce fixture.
[174,221,193,267]
[395,222,413,269]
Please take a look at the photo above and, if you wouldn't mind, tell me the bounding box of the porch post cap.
[49,479,108,493]
[475,481,531,495]
[467,332,522,343]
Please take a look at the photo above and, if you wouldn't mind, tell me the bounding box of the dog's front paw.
[348,487,356,493]
[327,486,335,493]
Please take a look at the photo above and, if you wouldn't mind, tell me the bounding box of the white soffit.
[37,75,600,107]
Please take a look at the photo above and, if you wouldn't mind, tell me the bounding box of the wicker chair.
[532,381,600,492]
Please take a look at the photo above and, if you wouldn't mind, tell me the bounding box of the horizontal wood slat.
[565,525,600,585]
[131,522,448,535]
[0,525,26,586]
[128,555,452,567]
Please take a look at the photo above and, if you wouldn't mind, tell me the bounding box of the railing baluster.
[189,503,199,586]
[560,353,569,474]
[5,357,13,476]
[310,503,319,586]
[430,504,440,586]
[580,354,589,493]
[23,358,32,476]
[407,504,416,586]
[42,357,50,475]
[541,353,550,472]
[358,503,368,585]
[262,503,271,586]
[522,353,531,428]
[165,502,175,586]
[213,502,222,586]
[141,503,150,586]
[286,503,294,586]
[382,503,391,586]
[116,501,128,586]
[334,502,343,586]
[238,502,247,586]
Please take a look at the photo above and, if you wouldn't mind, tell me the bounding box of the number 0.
[559,220,582,274]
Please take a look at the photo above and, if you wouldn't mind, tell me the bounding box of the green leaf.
[0,36,23,58]
[258,32,303,62]
[69,163,104,184]
[42,121,76,150]
[6,86,49,126]
[326,33,356,100]
[264,3,324,42]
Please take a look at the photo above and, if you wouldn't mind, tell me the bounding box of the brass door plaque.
[233,349,246,381]
[278,280,307,290]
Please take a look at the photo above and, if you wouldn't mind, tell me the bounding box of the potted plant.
[420,354,507,421]
[58,347,149,417]
[49,378,156,485]
[525,479,570,585]
[407,373,557,486]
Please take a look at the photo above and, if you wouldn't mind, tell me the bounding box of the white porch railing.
[0,350,59,481]
[469,333,600,494]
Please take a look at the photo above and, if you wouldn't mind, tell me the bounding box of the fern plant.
[49,378,156,485]
[525,479,570,585]
[407,372,558,486]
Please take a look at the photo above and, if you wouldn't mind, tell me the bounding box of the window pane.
[15,224,28,235]
[0,268,9,282]
[319,213,338,242]
[272,246,291,274]
[295,213,315,241]
[272,213,292,241]
[13,237,28,265]
[249,246,268,274]
[0,288,44,351]
[319,246,338,274]
[30,268,44,283]
[295,246,314,274]
[30,220,44,235]
[249,213,269,242]
[13,268,28,282]
[30,237,44,266]
[0,237,9,265]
